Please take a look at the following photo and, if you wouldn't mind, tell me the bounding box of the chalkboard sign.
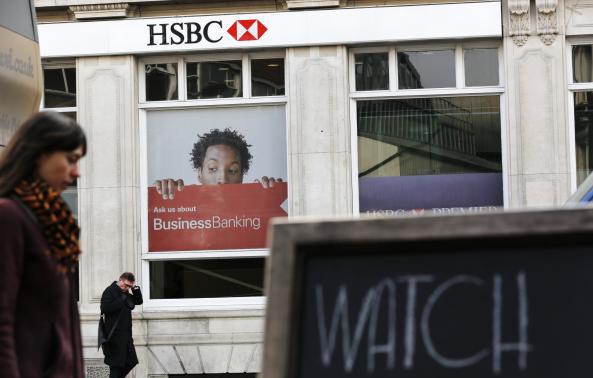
[262,209,593,378]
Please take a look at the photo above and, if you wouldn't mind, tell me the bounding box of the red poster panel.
[148,182,287,252]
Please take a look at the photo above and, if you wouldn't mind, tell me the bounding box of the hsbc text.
[147,21,223,46]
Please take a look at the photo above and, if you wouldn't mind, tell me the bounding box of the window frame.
[138,51,288,309]
[348,41,507,215]
[41,59,77,113]
[567,38,593,192]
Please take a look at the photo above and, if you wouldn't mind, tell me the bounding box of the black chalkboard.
[262,209,593,378]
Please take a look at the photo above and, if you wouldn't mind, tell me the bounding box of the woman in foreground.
[0,112,86,377]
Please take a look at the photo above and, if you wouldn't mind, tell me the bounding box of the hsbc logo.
[146,19,268,46]
[227,19,268,41]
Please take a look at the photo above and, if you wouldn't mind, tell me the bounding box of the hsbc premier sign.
[147,19,268,46]
[38,2,501,58]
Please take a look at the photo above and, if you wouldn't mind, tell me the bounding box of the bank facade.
[30,0,593,376]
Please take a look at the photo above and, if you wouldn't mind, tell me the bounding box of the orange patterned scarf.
[13,178,81,273]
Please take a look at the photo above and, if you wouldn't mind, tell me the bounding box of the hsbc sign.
[38,3,501,58]
[147,19,268,46]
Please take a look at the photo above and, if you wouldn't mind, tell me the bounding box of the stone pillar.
[286,46,353,216]
[76,55,140,369]
[503,0,571,207]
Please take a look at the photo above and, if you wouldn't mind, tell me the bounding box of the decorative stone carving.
[508,0,530,46]
[68,3,137,20]
[535,0,559,45]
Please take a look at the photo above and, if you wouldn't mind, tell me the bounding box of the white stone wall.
[503,0,573,208]
[286,45,353,216]
[77,55,140,315]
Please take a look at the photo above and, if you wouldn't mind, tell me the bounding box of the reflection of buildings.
[43,67,76,107]
[187,61,242,98]
[358,52,501,178]
[251,59,285,96]
[575,91,593,183]
[398,52,423,89]
[358,97,501,177]
[145,64,178,100]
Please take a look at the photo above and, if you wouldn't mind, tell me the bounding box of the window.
[187,60,242,99]
[464,48,499,87]
[141,54,285,102]
[150,258,264,299]
[351,43,504,214]
[43,66,76,108]
[139,52,287,306]
[41,61,80,300]
[355,52,389,91]
[251,58,285,96]
[398,49,455,89]
[570,43,593,187]
[145,63,178,101]
[573,45,592,83]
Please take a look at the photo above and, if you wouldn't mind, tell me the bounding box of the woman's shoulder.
[0,197,23,214]
[0,198,30,227]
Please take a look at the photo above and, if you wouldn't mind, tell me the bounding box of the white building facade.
[31,0,593,376]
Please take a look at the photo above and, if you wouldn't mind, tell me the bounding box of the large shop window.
[351,44,504,214]
[571,44,593,186]
[140,53,287,305]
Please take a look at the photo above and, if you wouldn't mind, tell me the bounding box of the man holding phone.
[100,272,143,377]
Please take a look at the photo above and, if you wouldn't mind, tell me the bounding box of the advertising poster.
[146,106,287,252]
[359,173,503,216]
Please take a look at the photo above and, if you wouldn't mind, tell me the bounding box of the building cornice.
[68,3,138,19]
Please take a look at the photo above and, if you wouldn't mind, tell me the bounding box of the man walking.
[100,272,143,377]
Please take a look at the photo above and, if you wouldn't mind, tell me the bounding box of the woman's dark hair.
[190,128,252,174]
[0,112,87,197]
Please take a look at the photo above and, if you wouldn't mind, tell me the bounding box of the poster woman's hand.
[254,176,283,189]
[154,178,184,199]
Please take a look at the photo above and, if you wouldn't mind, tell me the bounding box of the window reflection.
[573,45,593,83]
[146,63,178,101]
[357,96,502,212]
[187,61,242,99]
[355,53,389,91]
[464,48,499,87]
[575,91,593,185]
[150,258,264,299]
[398,50,455,89]
[357,96,502,177]
[43,67,76,108]
[251,58,285,96]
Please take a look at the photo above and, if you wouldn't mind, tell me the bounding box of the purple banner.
[359,173,503,213]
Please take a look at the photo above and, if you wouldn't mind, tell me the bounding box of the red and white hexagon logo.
[227,19,268,41]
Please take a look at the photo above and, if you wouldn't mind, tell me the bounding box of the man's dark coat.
[100,281,143,368]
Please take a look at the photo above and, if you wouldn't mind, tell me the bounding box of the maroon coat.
[0,198,83,378]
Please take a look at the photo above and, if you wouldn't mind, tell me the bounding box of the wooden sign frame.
[261,208,593,378]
